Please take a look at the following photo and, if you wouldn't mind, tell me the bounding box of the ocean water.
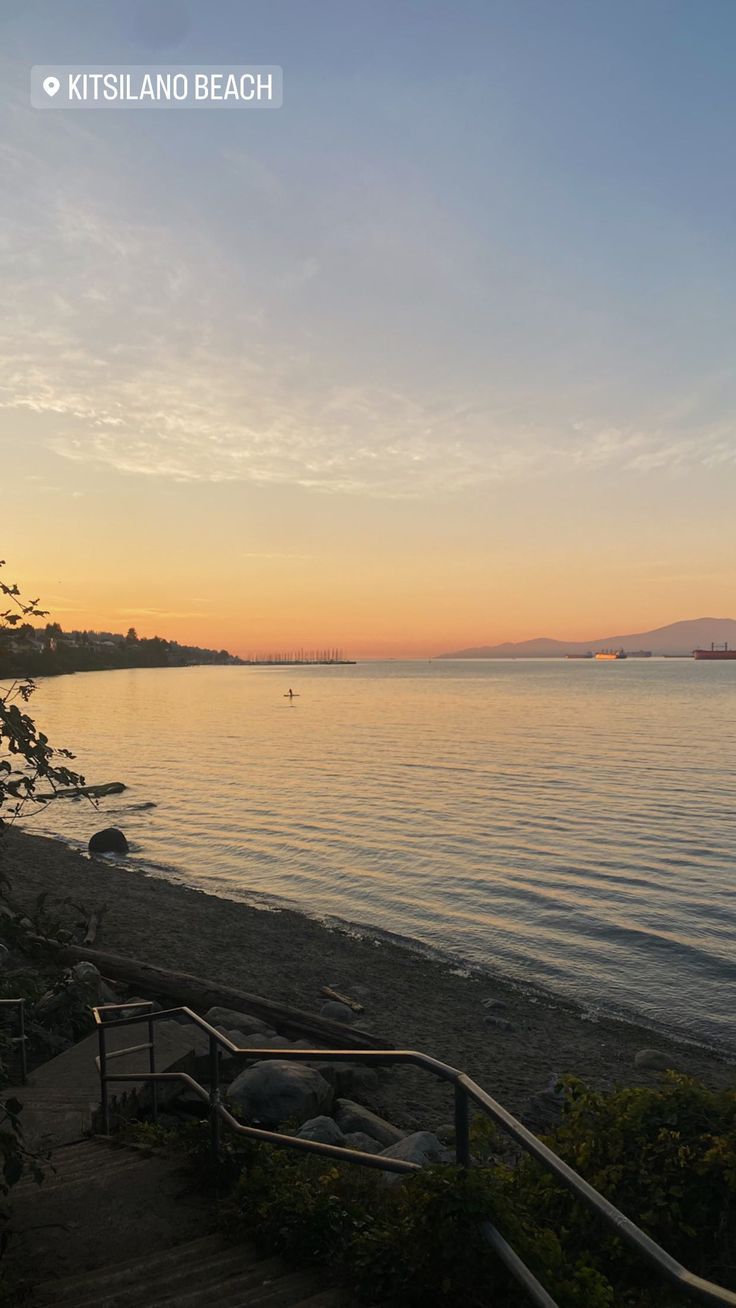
[25,659,736,1050]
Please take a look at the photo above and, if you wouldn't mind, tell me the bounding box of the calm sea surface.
[26,660,736,1050]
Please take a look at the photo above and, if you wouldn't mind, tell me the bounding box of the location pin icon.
[43,76,60,97]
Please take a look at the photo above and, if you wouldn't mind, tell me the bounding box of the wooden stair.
[8,1137,343,1307]
[32,1233,340,1306]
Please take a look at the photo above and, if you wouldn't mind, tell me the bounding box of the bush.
[496,1074,736,1301]
[207,1074,736,1306]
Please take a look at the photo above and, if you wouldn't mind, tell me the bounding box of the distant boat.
[693,643,736,661]
[594,649,627,660]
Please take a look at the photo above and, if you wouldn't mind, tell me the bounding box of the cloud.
[1,119,734,500]
[116,607,210,619]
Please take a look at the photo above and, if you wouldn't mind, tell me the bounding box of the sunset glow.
[2,1,734,657]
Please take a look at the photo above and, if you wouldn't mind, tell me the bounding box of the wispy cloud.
[1,112,734,501]
[116,607,211,619]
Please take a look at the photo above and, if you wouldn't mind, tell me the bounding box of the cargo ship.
[594,649,627,660]
[693,643,736,660]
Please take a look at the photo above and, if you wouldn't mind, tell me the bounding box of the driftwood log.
[43,941,392,1051]
[321,985,365,1014]
[36,781,127,801]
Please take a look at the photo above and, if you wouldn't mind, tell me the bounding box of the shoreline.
[48,831,735,1063]
[2,827,733,1127]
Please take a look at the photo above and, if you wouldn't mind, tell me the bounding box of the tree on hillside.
[0,561,84,836]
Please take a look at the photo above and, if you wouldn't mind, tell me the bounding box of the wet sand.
[2,827,733,1129]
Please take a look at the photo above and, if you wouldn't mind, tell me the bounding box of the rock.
[434,1123,456,1144]
[203,1007,276,1037]
[71,960,103,993]
[195,1031,304,1081]
[220,1032,286,1052]
[483,1014,515,1032]
[227,1060,333,1127]
[88,827,129,854]
[294,1116,345,1146]
[0,943,9,969]
[523,1075,566,1130]
[343,1131,383,1154]
[334,1099,404,1148]
[481,998,509,1012]
[380,1131,447,1181]
[71,961,120,1008]
[37,960,105,1017]
[98,980,123,1005]
[332,1065,381,1101]
[320,1000,356,1024]
[634,1049,678,1072]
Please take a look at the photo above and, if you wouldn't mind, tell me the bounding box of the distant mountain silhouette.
[438,618,736,659]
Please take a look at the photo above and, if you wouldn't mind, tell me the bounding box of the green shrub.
[495,1073,736,1300]
[209,1074,736,1306]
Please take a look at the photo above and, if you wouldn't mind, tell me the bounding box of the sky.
[1,0,734,657]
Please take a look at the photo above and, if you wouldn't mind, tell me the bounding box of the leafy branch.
[0,562,85,833]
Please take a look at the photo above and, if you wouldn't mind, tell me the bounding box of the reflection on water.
[28,659,736,1048]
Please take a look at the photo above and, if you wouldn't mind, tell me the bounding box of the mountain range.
[438,618,736,659]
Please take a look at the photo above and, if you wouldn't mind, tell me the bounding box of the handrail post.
[98,1017,110,1134]
[148,1013,158,1123]
[208,1035,221,1163]
[454,1083,470,1167]
[17,999,27,1085]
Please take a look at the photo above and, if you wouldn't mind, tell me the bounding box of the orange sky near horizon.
[4,453,733,659]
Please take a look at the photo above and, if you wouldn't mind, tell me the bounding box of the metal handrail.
[0,998,27,1083]
[92,1002,736,1308]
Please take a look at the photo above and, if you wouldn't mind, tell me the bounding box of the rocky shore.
[1,827,733,1130]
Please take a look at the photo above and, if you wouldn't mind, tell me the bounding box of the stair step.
[32,1235,228,1303]
[148,1267,324,1308]
[16,1150,146,1191]
[69,1248,279,1308]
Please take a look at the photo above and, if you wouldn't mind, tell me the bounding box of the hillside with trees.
[0,621,243,679]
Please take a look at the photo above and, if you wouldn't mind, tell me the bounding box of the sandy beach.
[2,827,733,1129]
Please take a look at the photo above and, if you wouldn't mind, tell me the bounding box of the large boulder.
[203,1007,276,1037]
[227,1060,333,1126]
[88,827,129,854]
[343,1131,383,1154]
[380,1131,447,1182]
[334,1099,404,1148]
[294,1116,345,1146]
[194,1032,307,1082]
